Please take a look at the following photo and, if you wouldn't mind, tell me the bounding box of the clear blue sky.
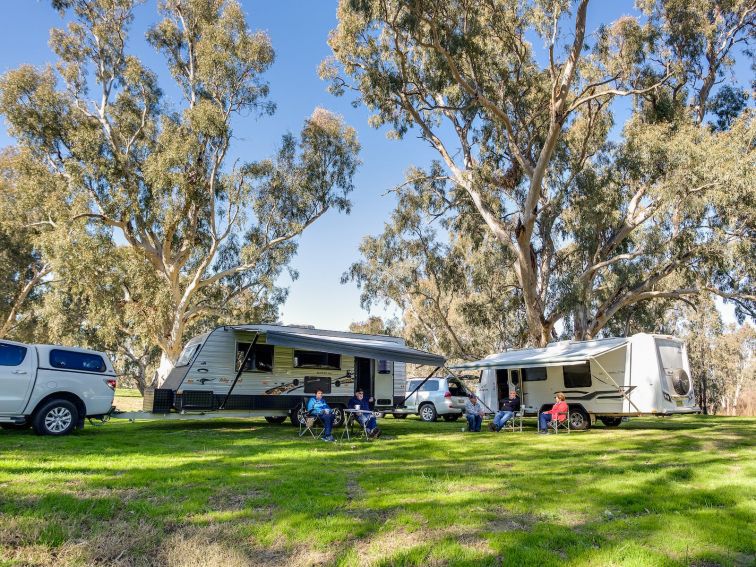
[0,1,741,331]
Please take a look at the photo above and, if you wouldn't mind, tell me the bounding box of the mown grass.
[0,399,753,567]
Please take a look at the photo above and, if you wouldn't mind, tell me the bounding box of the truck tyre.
[419,403,437,422]
[599,416,623,427]
[33,399,79,436]
[442,414,460,422]
[568,407,590,431]
[264,416,287,425]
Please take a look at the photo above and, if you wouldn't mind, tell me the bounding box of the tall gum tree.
[324,0,754,346]
[0,0,360,381]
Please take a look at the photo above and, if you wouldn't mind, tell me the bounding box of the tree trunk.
[156,343,182,386]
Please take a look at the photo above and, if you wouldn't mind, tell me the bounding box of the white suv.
[0,340,116,435]
[395,376,470,422]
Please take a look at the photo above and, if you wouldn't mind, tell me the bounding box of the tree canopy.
[326,0,755,351]
[0,0,360,383]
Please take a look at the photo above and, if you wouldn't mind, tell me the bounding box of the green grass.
[0,412,754,567]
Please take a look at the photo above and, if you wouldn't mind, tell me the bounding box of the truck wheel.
[599,417,623,427]
[442,414,460,422]
[568,407,590,431]
[33,399,79,436]
[264,416,287,425]
[419,403,437,422]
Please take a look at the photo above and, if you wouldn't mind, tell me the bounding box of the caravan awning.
[231,326,445,367]
[449,337,628,371]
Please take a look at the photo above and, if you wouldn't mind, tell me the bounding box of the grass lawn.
[0,396,753,567]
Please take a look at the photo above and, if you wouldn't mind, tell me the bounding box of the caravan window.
[294,350,341,370]
[522,367,547,381]
[563,362,592,388]
[236,343,274,373]
[176,343,201,367]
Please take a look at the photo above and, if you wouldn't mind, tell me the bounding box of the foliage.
[327,0,755,347]
[0,415,754,565]
[348,315,401,336]
[0,0,360,380]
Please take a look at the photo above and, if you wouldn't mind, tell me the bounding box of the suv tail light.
[444,391,452,398]
[105,379,117,391]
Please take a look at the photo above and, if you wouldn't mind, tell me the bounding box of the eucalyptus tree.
[326,0,754,346]
[0,0,360,380]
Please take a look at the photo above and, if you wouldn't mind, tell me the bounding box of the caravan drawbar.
[125,324,445,426]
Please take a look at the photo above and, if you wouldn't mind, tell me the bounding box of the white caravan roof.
[229,325,445,367]
[450,337,629,370]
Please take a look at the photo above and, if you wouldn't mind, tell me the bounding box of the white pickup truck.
[0,339,116,435]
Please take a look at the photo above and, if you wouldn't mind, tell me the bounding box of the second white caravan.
[452,333,698,430]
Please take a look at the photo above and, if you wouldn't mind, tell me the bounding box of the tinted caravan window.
[0,343,27,366]
[522,367,547,381]
[563,362,592,388]
[304,376,331,394]
[294,350,341,370]
[236,343,274,373]
[50,349,106,373]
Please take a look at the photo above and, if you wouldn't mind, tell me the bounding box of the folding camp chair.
[551,409,570,434]
[502,409,524,433]
[297,401,324,439]
[340,410,372,442]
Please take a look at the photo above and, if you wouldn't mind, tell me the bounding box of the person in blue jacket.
[347,389,381,438]
[306,389,335,442]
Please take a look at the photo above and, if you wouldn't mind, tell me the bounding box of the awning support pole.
[219,332,259,410]
[397,366,441,408]
[591,356,643,416]
[446,367,495,415]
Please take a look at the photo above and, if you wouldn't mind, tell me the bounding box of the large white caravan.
[451,333,698,430]
[136,324,444,426]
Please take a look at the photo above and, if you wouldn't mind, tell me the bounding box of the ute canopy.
[231,326,445,367]
[450,337,628,371]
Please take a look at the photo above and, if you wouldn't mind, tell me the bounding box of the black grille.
[143,388,174,413]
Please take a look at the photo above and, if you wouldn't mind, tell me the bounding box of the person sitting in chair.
[489,390,521,432]
[464,394,485,432]
[538,392,568,434]
[307,389,335,442]
[347,389,381,438]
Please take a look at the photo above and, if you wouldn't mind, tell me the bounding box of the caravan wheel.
[264,416,287,425]
[568,407,590,431]
[599,417,622,427]
[331,406,345,427]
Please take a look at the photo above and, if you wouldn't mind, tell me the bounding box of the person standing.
[489,390,521,432]
[464,394,485,432]
[307,389,335,442]
[347,388,381,438]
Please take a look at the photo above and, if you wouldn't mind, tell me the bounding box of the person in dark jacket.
[347,389,381,438]
[490,390,521,432]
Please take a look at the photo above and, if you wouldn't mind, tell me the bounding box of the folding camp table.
[340,408,376,442]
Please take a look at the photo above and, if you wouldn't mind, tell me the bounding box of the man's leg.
[466,414,475,431]
[492,412,505,430]
[470,415,481,432]
[366,416,377,430]
[500,411,514,428]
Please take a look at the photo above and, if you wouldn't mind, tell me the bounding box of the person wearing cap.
[347,389,381,438]
[464,394,485,432]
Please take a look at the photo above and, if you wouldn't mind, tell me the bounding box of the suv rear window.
[0,343,27,366]
[407,379,439,392]
[447,379,467,396]
[50,349,107,373]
